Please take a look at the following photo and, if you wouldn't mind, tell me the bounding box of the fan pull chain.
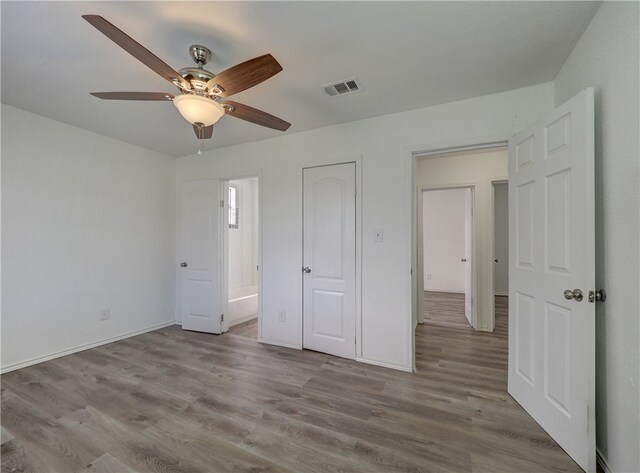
[196,128,203,155]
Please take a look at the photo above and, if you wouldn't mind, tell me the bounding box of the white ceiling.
[1,1,599,157]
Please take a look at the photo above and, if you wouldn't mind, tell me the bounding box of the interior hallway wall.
[416,148,508,331]
[422,189,466,293]
[553,2,640,471]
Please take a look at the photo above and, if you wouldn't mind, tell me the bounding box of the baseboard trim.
[0,320,176,374]
[424,289,465,294]
[596,449,612,473]
[258,338,302,350]
[356,357,413,373]
[229,314,258,328]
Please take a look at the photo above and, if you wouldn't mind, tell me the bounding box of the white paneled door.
[303,163,356,359]
[180,180,223,334]
[508,89,595,472]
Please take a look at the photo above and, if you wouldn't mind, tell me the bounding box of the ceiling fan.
[83,15,291,142]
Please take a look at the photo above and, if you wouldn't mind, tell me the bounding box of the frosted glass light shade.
[173,94,225,126]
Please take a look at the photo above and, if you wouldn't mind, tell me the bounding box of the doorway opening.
[226,176,260,340]
[491,180,509,335]
[413,146,508,333]
[420,187,474,329]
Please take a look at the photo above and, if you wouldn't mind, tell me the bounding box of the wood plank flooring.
[423,291,470,328]
[1,296,582,472]
[228,318,258,339]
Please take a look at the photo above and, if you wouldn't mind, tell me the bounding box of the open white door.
[303,163,356,359]
[508,88,595,472]
[180,180,223,334]
[463,188,473,326]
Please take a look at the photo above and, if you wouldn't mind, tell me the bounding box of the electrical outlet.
[278,310,286,322]
[100,308,111,321]
[427,273,432,280]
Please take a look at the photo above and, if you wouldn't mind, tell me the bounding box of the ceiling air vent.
[321,77,363,97]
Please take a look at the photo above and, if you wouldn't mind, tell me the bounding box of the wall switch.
[100,308,111,321]
[278,310,286,322]
[374,228,384,242]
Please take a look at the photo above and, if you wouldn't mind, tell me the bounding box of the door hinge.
[220,200,224,208]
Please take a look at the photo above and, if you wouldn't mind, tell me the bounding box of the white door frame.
[489,178,509,332]
[407,135,511,371]
[298,155,362,358]
[417,184,477,328]
[220,172,263,336]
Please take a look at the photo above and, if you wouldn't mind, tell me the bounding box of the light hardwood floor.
[1,296,582,472]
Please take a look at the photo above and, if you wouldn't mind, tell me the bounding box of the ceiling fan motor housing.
[178,67,214,91]
[178,45,226,96]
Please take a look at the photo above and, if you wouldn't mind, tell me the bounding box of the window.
[228,185,239,229]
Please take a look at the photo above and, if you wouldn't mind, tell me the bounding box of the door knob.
[302,266,311,273]
[589,289,606,303]
[563,288,583,302]
[180,262,188,268]
[494,259,499,263]
[461,258,467,262]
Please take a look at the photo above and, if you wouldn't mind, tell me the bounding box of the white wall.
[416,148,508,331]
[228,178,258,295]
[422,189,466,292]
[493,182,509,295]
[554,3,640,472]
[176,83,553,370]
[1,104,176,372]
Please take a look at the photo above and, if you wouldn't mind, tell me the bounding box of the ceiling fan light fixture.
[173,94,225,127]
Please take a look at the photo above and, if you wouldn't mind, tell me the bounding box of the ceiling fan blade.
[224,101,290,131]
[207,54,282,98]
[82,15,190,90]
[193,124,214,139]
[91,92,175,101]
